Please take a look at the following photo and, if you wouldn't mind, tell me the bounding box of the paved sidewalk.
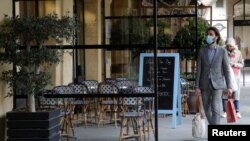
[63,70,250,141]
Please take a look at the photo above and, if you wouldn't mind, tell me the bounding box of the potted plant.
[110,13,150,79]
[0,13,74,140]
[0,13,74,112]
[173,17,210,60]
[147,18,172,47]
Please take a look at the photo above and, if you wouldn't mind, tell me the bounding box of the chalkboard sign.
[141,56,175,109]
[139,53,182,128]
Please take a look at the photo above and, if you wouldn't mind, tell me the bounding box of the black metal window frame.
[11,1,199,141]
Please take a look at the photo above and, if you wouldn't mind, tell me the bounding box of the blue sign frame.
[139,53,182,128]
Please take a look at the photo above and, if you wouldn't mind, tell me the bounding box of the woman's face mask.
[206,35,214,44]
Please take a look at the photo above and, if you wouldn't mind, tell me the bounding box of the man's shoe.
[237,112,242,118]
[221,112,227,118]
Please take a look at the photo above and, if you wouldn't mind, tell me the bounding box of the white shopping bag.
[229,66,238,91]
[192,113,206,138]
[192,95,206,138]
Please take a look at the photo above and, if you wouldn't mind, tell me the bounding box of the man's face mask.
[206,35,214,44]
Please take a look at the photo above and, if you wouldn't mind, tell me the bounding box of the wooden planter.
[6,108,61,141]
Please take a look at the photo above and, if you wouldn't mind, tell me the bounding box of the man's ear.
[214,36,218,42]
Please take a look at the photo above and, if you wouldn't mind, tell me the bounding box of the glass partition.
[12,0,200,140]
[234,0,244,20]
[13,0,74,87]
[234,0,250,58]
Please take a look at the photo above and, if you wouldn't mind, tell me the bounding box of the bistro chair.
[115,80,136,94]
[105,78,116,85]
[80,80,99,124]
[133,86,155,140]
[81,80,99,94]
[97,82,119,128]
[68,83,90,127]
[180,78,189,116]
[38,89,59,110]
[115,77,128,81]
[119,87,144,141]
[53,85,76,141]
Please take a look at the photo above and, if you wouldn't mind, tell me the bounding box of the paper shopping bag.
[226,98,238,123]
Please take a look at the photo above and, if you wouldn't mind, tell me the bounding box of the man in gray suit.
[195,27,232,125]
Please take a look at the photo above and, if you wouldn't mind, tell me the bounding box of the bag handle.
[196,95,206,119]
[227,93,233,99]
[195,95,202,114]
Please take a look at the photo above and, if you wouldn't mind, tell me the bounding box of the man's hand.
[229,62,234,66]
[195,87,201,96]
[227,88,233,98]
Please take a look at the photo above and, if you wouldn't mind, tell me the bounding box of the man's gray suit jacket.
[195,46,232,90]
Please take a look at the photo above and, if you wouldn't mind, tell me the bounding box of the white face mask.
[206,35,214,45]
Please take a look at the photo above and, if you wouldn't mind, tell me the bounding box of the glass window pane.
[234,0,244,20]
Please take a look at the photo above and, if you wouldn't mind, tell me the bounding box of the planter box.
[7,108,61,141]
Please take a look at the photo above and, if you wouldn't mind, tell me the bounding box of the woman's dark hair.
[207,27,221,44]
